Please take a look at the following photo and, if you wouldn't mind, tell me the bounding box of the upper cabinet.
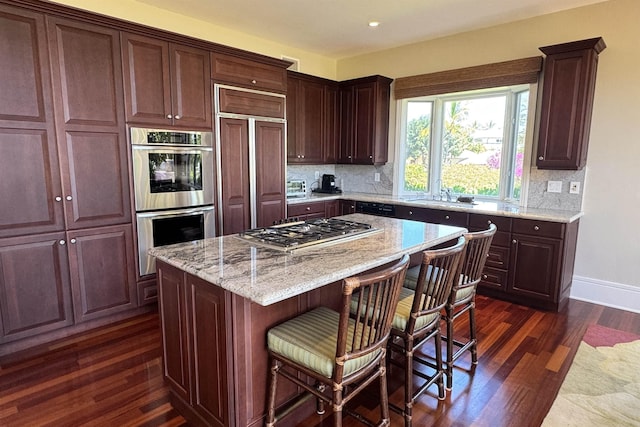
[211,52,287,93]
[339,75,392,165]
[536,37,606,170]
[287,71,339,164]
[121,33,212,129]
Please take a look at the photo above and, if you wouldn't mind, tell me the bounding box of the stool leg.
[469,300,478,364]
[445,305,454,390]
[333,387,343,427]
[379,357,391,426]
[435,330,446,400]
[266,358,279,427]
[404,337,413,427]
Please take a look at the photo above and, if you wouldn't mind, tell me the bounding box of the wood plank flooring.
[0,296,638,427]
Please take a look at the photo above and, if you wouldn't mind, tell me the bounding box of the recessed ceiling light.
[368,21,380,28]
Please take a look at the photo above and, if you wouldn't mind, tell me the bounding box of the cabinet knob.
[55,196,62,202]
[348,155,352,159]
[301,155,305,158]
[369,155,373,159]
[174,115,181,120]
[297,155,301,158]
[487,220,492,224]
[482,274,488,279]
[534,225,540,231]
[251,79,257,84]
[305,207,311,211]
[167,114,173,119]
[445,215,450,220]
[59,240,66,245]
[66,195,73,201]
[538,156,544,160]
[409,211,413,215]
[512,239,517,244]
[70,238,77,244]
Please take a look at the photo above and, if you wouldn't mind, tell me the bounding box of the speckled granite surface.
[149,213,465,306]
[287,192,582,223]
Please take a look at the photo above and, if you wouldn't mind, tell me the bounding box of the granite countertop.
[149,213,466,306]
[287,192,582,223]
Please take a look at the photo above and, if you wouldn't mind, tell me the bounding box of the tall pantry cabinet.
[0,5,136,348]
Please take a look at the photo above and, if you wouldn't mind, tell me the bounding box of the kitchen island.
[149,214,466,427]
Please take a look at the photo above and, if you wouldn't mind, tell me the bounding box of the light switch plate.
[374,173,380,182]
[547,180,562,193]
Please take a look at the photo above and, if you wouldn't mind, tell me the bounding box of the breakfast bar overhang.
[150,214,466,427]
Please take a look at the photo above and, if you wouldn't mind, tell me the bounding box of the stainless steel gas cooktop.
[237,218,380,251]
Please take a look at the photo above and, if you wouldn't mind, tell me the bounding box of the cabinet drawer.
[394,205,429,221]
[211,53,287,93]
[218,87,285,119]
[287,202,325,218]
[426,209,468,227]
[486,245,510,269]
[512,218,564,238]
[480,266,508,290]
[469,214,511,232]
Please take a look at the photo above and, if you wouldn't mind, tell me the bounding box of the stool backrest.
[409,237,466,332]
[336,254,409,380]
[457,224,497,293]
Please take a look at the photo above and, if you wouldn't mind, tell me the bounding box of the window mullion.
[430,98,444,196]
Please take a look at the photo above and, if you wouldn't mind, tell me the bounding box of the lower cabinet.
[287,199,340,220]
[340,199,357,215]
[0,224,137,345]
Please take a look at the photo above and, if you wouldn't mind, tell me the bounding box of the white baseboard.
[571,276,640,314]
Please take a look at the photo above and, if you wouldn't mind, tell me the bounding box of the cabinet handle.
[534,225,540,231]
[70,238,77,244]
[538,156,544,160]
[59,240,66,245]
[251,79,257,85]
[66,195,73,201]
[445,215,450,220]
[512,239,517,244]
[167,114,173,119]
[174,115,181,120]
[55,196,62,202]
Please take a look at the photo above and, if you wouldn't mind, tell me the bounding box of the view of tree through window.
[401,87,529,201]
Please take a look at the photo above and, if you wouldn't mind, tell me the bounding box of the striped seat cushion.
[267,306,381,379]
[404,265,474,303]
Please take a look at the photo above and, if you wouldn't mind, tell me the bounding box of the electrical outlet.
[314,171,320,180]
[569,181,581,194]
[547,180,562,193]
[374,172,380,182]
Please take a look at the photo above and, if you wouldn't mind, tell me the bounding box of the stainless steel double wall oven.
[131,128,215,276]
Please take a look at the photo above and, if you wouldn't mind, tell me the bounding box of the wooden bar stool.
[387,237,466,427]
[265,254,409,427]
[443,224,496,390]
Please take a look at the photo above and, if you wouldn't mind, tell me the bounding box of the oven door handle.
[136,206,215,220]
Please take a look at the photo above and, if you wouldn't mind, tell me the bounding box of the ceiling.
[138,0,608,59]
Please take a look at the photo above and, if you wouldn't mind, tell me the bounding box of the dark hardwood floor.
[1,295,638,427]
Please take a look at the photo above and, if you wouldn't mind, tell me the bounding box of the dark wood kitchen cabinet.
[287,71,340,164]
[211,52,287,93]
[287,201,326,220]
[67,225,137,324]
[339,75,392,165]
[340,199,357,215]
[536,37,606,170]
[122,33,212,129]
[0,233,73,344]
[157,261,234,427]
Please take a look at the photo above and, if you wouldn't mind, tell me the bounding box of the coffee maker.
[313,174,341,194]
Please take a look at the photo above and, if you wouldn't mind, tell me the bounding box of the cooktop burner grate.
[237,218,379,251]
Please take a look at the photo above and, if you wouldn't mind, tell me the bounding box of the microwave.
[286,180,306,198]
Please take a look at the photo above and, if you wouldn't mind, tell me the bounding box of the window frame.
[394,84,537,204]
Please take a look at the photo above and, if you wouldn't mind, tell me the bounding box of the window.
[398,86,530,201]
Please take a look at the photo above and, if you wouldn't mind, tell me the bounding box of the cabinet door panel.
[255,121,285,228]
[67,225,136,323]
[0,233,72,343]
[170,44,212,128]
[0,128,64,238]
[324,84,340,163]
[48,18,123,128]
[0,5,51,126]
[60,131,131,229]
[297,80,324,163]
[121,33,171,125]
[217,88,285,119]
[509,234,561,300]
[157,261,190,401]
[352,83,375,163]
[211,53,287,93]
[188,275,232,427]
[219,118,250,235]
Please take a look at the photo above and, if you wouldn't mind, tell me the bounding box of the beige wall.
[48,0,337,79]
[338,0,640,296]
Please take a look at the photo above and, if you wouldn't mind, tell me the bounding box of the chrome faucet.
[443,188,453,201]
